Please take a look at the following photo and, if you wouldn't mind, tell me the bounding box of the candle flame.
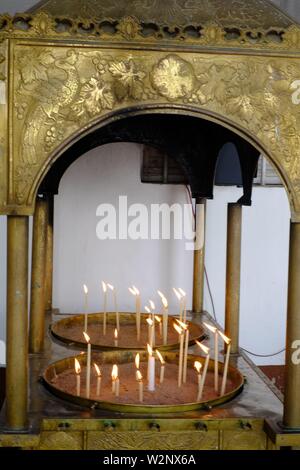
[147,344,153,356]
[173,287,182,301]
[136,370,143,382]
[132,286,140,295]
[173,322,182,335]
[114,328,118,339]
[128,287,136,296]
[111,364,118,380]
[102,281,107,293]
[156,349,165,365]
[135,353,140,370]
[203,322,217,334]
[94,363,101,377]
[146,318,153,326]
[74,358,81,374]
[218,330,231,345]
[157,290,164,299]
[178,288,186,297]
[194,361,202,374]
[161,296,168,308]
[155,315,162,323]
[107,283,114,291]
[149,300,155,310]
[145,306,151,314]
[176,319,188,330]
[195,340,210,355]
[83,331,90,343]
[83,284,88,295]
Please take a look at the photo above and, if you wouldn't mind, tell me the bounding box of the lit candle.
[194,361,202,401]
[133,286,141,341]
[102,281,107,335]
[178,288,187,323]
[136,370,144,403]
[111,364,119,397]
[94,363,102,397]
[74,358,81,397]
[83,332,91,399]
[135,352,140,380]
[155,315,162,337]
[173,288,182,321]
[177,319,189,384]
[147,344,155,391]
[204,322,219,393]
[219,331,231,396]
[83,284,89,332]
[173,323,184,387]
[195,341,210,400]
[146,318,154,348]
[114,328,118,347]
[149,300,156,346]
[156,349,165,383]
[107,284,119,331]
[129,286,141,341]
[158,291,169,346]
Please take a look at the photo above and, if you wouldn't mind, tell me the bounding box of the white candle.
[146,318,154,348]
[176,319,189,384]
[173,288,182,321]
[155,316,162,337]
[111,364,119,396]
[194,361,202,401]
[136,370,143,403]
[83,332,91,399]
[178,288,187,323]
[156,350,165,384]
[135,352,140,380]
[147,344,156,391]
[133,286,141,341]
[108,284,119,331]
[158,292,169,346]
[83,284,88,332]
[74,358,81,397]
[114,328,118,347]
[195,341,210,400]
[94,363,101,397]
[149,300,156,346]
[102,281,107,335]
[204,322,219,393]
[219,331,232,396]
[174,323,184,387]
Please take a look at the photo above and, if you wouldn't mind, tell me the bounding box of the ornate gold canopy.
[1,0,300,218]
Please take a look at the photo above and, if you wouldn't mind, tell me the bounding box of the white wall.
[50,143,290,365]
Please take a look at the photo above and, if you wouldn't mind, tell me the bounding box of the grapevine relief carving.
[13,48,300,213]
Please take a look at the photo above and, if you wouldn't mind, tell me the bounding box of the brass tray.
[42,350,244,414]
[50,312,206,351]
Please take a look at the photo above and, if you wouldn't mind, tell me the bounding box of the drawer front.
[39,431,83,450]
[221,430,267,450]
[87,430,218,450]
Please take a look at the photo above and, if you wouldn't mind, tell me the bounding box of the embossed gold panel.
[87,431,219,450]
[39,431,83,450]
[7,41,300,220]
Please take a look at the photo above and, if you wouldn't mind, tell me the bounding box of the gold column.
[29,197,48,353]
[284,222,300,428]
[193,198,206,313]
[45,195,54,312]
[225,203,242,355]
[6,216,29,429]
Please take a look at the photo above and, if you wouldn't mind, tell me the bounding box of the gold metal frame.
[42,350,244,413]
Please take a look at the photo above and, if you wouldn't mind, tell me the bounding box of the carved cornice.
[0,12,300,52]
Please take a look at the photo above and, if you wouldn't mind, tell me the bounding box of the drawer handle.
[58,422,71,430]
[104,421,116,431]
[195,422,208,432]
[149,422,160,431]
[239,420,252,430]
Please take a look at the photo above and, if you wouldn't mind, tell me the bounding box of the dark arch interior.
[39,113,260,205]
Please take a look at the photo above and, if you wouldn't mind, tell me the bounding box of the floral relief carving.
[12,47,300,213]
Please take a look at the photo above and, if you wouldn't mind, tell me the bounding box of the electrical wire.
[185,185,286,359]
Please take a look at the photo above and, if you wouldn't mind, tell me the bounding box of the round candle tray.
[50,312,206,351]
[42,350,244,414]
